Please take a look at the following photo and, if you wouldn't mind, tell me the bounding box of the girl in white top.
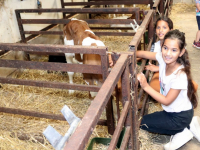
[148,16,173,69]
[137,30,199,150]
[147,16,173,92]
[151,16,173,53]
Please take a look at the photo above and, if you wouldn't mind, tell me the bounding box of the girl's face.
[162,39,184,65]
[156,20,170,40]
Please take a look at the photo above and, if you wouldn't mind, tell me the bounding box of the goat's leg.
[65,53,75,94]
[83,74,94,99]
[64,37,75,94]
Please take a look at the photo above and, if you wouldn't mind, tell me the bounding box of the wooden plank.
[63,54,129,150]
[0,107,107,125]
[63,1,151,6]
[24,31,135,36]
[108,101,130,150]
[21,19,140,24]
[0,43,107,55]
[15,7,139,13]
[0,77,100,92]
[0,59,102,74]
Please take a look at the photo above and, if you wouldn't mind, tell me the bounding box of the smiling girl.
[145,16,173,92]
[137,29,200,150]
[151,16,173,53]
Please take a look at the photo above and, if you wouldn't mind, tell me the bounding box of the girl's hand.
[137,72,148,89]
[145,62,159,72]
[108,54,113,67]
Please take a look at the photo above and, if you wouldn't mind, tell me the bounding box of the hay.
[0,54,110,150]
[90,4,150,52]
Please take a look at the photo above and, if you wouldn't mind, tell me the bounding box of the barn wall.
[0,0,62,43]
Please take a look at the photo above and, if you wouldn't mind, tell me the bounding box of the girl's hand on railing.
[137,72,148,89]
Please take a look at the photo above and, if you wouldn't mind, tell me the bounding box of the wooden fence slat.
[0,77,100,92]
[0,59,102,74]
[63,54,129,150]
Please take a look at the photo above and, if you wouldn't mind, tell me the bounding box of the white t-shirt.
[154,41,161,53]
[156,52,192,112]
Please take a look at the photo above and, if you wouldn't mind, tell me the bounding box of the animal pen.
[0,0,172,150]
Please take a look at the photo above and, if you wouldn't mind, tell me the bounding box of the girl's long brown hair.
[163,29,198,108]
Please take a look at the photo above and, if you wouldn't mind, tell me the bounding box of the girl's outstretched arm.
[145,62,159,72]
[137,73,181,106]
[136,51,157,60]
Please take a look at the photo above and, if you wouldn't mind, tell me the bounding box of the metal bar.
[26,51,65,56]
[120,126,131,150]
[122,63,132,130]
[60,0,65,18]
[165,8,168,16]
[88,0,151,2]
[0,77,100,92]
[0,59,102,74]
[62,1,151,6]
[21,19,139,24]
[15,10,26,43]
[144,96,150,115]
[137,38,152,108]
[138,59,147,73]
[137,38,153,73]
[115,85,121,121]
[0,106,107,125]
[108,101,130,150]
[139,92,149,126]
[106,97,115,135]
[129,10,153,48]
[20,24,58,43]
[129,52,139,150]
[159,0,164,15]
[0,43,107,55]
[138,58,151,126]
[93,32,135,37]
[63,54,129,150]
[153,0,161,10]
[15,7,139,13]
[101,55,108,81]
[90,26,134,30]
[24,31,135,36]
